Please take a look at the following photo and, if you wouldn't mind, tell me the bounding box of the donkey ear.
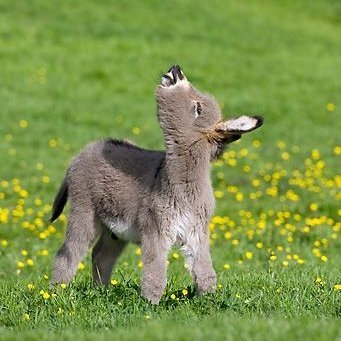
[216,115,263,134]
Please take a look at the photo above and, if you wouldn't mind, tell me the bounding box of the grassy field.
[0,0,340,340]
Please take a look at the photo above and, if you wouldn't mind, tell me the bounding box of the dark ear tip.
[252,115,264,127]
[231,134,242,142]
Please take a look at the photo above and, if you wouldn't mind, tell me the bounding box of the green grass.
[0,0,340,340]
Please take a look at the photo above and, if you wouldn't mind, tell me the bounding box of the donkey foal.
[50,65,263,304]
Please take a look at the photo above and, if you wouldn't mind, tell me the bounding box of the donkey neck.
[162,139,212,186]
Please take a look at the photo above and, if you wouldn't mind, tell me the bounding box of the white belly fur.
[103,218,140,243]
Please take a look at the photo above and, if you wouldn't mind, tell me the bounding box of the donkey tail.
[50,176,68,223]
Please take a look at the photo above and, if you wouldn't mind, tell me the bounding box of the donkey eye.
[195,102,202,117]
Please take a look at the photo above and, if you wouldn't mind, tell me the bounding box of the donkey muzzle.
[161,65,186,87]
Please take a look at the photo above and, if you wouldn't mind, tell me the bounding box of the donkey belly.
[103,218,140,243]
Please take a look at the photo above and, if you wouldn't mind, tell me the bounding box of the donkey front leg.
[182,231,216,294]
[141,232,170,304]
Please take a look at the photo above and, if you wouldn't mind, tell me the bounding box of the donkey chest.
[170,211,196,244]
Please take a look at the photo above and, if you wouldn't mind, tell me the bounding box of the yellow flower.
[170,294,176,300]
[266,186,278,197]
[320,255,328,262]
[111,279,118,285]
[277,141,286,149]
[182,289,188,296]
[333,284,341,291]
[228,158,237,167]
[60,283,67,289]
[19,120,28,128]
[27,283,35,290]
[172,252,180,259]
[224,231,232,239]
[78,262,85,270]
[270,255,277,261]
[40,291,51,299]
[23,313,30,321]
[235,192,243,202]
[282,261,289,267]
[4,134,12,142]
[43,292,50,299]
[309,203,318,211]
[40,249,49,256]
[243,165,251,173]
[256,242,263,249]
[223,263,231,270]
[34,198,42,206]
[252,179,260,187]
[281,152,290,160]
[17,261,25,269]
[39,232,47,240]
[138,261,143,268]
[252,139,261,148]
[245,251,253,260]
[48,139,57,147]
[287,236,294,243]
[311,149,320,160]
[19,189,29,198]
[42,176,50,184]
[214,190,224,199]
[239,148,248,157]
[132,127,140,135]
[26,259,34,266]
[1,240,9,247]
[302,226,310,233]
[326,102,335,112]
[315,277,326,285]
[227,185,238,193]
[36,162,44,170]
[135,247,141,256]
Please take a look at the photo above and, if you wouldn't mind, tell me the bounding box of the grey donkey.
[50,65,263,304]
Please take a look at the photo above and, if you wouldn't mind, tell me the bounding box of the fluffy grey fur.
[50,65,263,304]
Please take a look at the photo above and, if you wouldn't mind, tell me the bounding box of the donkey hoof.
[197,275,217,295]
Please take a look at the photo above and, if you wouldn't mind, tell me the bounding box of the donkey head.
[156,65,263,157]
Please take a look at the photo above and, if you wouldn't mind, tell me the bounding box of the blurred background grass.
[0,0,340,339]
[1,0,340,183]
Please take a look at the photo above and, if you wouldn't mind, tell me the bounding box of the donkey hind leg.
[51,209,101,284]
[92,228,127,286]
